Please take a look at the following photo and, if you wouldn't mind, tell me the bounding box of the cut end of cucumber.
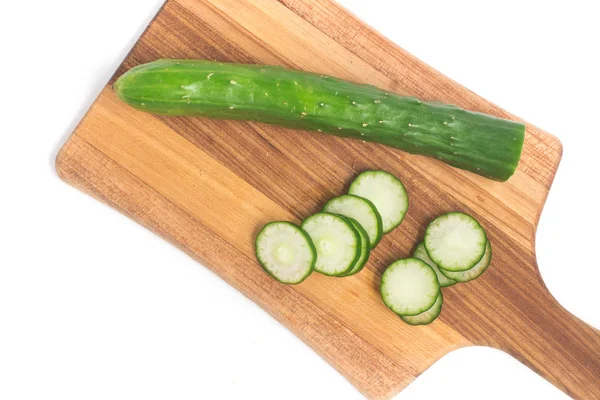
[323,194,383,249]
[255,222,316,284]
[424,212,487,272]
[380,258,440,316]
[414,242,457,287]
[440,240,492,282]
[301,213,361,276]
[401,292,443,326]
[348,170,408,234]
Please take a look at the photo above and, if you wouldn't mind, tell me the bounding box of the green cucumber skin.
[323,194,383,248]
[331,215,363,277]
[301,213,361,277]
[338,218,371,277]
[115,60,525,181]
[400,292,443,326]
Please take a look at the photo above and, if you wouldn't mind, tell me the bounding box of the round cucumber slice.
[301,213,361,276]
[348,170,408,234]
[440,241,492,282]
[339,218,371,277]
[424,212,487,272]
[255,221,316,284]
[380,258,440,316]
[401,292,443,326]
[323,194,383,248]
[414,242,457,287]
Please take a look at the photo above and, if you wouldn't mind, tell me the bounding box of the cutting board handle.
[492,282,600,399]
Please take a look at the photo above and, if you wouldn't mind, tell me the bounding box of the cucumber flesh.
[323,194,383,248]
[339,218,370,277]
[348,170,408,233]
[401,292,443,326]
[424,212,487,272]
[301,213,361,276]
[255,222,316,284]
[114,60,525,181]
[413,242,456,287]
[441,241,492,282]
[380,258,440,316]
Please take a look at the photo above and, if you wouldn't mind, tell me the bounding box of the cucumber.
[413,242,457,287]
[424,212,487,272]
[441,240,492,282]
[115,60,525,181]
[301,213,361,276]
[339,218,370,277]
[348,170,408,233]
[255,222,316,284]
[401,292,443,326]
[380,258,440,316]
[323,194,383,248]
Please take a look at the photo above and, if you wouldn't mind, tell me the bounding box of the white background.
[1,0,599,399]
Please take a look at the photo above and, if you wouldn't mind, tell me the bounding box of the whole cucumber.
[114,60,525,181]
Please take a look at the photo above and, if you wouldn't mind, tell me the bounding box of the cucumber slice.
[301,213,361,276]
[440,241,492,282]
[424,212,487,272]
[413,242,457,287]
[401,292,443,326]
[323,194,383,248]
[348,170,408,234]
[339,218,371,277]
[255,222,316,284]
[380,258,440,316]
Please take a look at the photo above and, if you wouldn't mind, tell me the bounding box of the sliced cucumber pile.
[401,292,443,326]
[440,240,492,283]
[414,242,457,288]
[381,258,440,316]
[255,170,407,283]
[254,170,493,327]
[301,213,361,276]
[424,212,487,271]
[348,170,408,234]
[255,222,316,284]
[323,195,383,249]
[381,212,491,325]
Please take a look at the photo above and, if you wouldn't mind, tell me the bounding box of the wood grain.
[56,0,600,398]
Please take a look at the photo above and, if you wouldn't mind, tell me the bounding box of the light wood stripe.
[56,136,418,400]
[75,88,470,365]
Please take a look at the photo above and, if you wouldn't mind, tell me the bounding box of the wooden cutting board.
[56,0,600,398]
